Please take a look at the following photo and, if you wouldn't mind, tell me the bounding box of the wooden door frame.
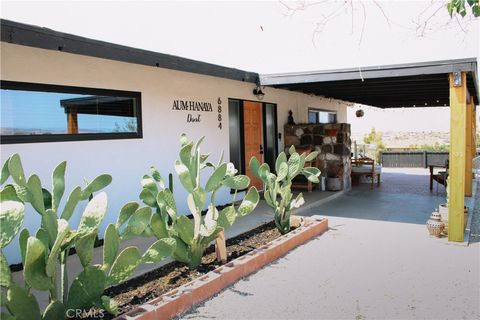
[243,100,264,190]
[229,98,278,177]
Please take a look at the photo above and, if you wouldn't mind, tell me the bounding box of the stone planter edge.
[115,215,328,320]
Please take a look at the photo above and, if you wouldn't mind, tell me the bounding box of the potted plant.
[326,175,342,191]
[326,165,342,191]
[439,176,468,235]
[439,176,449,226]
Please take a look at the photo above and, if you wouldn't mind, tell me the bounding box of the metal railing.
[379,151,449,168]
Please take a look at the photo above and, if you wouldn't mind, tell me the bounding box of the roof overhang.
[1,19,477,109]
[260,59,479,108]
[0,19,258,84]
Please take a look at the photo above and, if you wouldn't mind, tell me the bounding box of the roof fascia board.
[260,60,477,86]
[470,62,479,103]
[0,19,258,83]
[2,19,478,103]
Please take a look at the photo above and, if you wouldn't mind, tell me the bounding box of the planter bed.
[83,215,327,320]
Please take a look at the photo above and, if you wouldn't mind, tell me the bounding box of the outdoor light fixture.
[253,85,265,100]
[356,109,364,118]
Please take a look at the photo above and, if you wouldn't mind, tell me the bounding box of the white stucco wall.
[0,42,349,263]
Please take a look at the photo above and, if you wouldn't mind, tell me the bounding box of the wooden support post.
[67,107,78,134]
[465,98,473,196]
[448,72,467,242]
[215,230,227,264]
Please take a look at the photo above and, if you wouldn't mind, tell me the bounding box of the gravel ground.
[179,170,480,320]
[180,218,480,320]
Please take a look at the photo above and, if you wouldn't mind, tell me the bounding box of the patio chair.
[291,146,319,192]
[430,159,449,194]
[351,157,381,190]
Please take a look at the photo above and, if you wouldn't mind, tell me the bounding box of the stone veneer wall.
[284,123,352,191]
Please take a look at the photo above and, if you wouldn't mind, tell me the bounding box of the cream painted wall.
[0,42,349,263]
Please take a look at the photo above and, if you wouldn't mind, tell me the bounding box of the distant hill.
[0,127,110,135]
[0,127,66,135]
[352,131,450,149]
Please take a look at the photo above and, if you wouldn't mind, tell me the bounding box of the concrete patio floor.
[180,168,480,319]
[301,167,446,225]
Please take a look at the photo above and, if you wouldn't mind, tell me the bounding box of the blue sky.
[1,89,135,133]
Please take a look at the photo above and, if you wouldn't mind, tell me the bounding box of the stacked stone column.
[284,123,352,191]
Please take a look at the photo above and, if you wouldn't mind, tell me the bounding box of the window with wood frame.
[0,81,142,144]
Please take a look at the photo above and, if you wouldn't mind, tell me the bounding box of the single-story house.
[0,19,351,263]
[2,19,478,264]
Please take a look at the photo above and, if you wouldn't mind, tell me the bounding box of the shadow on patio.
[300,167,446,225]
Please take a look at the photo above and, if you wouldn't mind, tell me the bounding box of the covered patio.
[181,167,480,319]
[303,167,448,225]
[261,58,479,242]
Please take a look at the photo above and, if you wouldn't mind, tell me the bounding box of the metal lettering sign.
[171,98,223,129]
[172,99,214,123]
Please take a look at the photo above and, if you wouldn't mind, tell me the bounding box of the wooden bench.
[351,157,381,190]
[291,146,319,192]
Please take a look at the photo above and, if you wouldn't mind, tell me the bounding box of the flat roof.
[0,19,259,84]
[1,19,478,109]
[260,59,479,108]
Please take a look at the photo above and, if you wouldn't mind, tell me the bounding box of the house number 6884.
[217,97,222,130]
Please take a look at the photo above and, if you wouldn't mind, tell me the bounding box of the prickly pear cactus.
[0,154,175,319]
[249,145,321,234]
[0,188,25,289]
[140,134,260,268]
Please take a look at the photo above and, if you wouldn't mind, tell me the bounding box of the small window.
[308,108,337,124]
[1,81,142,144]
